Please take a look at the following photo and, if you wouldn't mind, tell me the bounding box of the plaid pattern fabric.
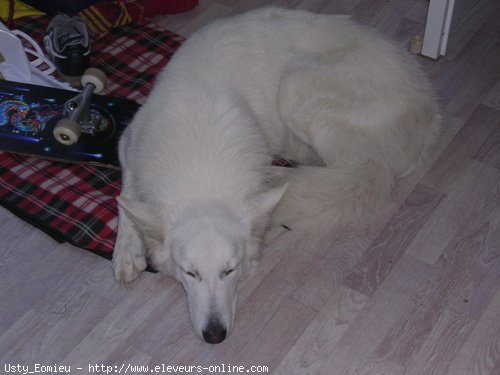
[0,16,183,258]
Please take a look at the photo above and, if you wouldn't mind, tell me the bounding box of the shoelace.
[48,17,89,54]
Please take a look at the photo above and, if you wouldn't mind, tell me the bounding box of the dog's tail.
[271,161,394,231]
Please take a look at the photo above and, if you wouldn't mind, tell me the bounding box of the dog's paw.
[113,253,147,283]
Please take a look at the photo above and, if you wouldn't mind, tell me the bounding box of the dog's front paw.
[113,252,147,283]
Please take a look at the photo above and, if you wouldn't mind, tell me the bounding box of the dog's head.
[117,184,287,344]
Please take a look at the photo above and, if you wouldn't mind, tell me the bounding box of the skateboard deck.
[0,79,140,168]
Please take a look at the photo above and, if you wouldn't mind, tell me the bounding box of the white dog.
[113,7,441,344]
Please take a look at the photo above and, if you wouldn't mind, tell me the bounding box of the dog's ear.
[248,183,288,219]
[116,196,164,244]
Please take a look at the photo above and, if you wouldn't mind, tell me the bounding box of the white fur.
[113,7,441,343]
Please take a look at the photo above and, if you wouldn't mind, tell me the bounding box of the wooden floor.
[1,1,499,374]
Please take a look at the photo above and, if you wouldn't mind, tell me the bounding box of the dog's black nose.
[202,320,227,344]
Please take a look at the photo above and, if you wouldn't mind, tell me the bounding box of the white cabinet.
[422,0,482,59]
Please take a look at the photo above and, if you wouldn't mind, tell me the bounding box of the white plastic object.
[81,67,107,94]
[0,24,31,82]
[53,118,81,145]
[0,21,75,90]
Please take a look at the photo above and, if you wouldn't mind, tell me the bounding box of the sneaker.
[44,14,90,80]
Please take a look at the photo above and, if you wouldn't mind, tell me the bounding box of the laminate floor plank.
[1,1,499,373]
[407,161,500,264]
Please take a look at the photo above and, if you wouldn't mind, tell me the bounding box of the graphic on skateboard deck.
[0,77,139,168]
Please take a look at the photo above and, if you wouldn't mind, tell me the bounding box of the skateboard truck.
[53,68,107,146]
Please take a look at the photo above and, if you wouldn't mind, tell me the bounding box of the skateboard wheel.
[81,68,107,94]
[53,118,81,146]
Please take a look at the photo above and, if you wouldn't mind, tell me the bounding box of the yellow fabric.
[0,0,45,20]
[80,1,143,36]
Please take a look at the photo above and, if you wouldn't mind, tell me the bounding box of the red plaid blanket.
[0,17,183,258]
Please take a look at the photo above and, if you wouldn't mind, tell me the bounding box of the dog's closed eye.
[182,268,201,280]
[220,268,235,279]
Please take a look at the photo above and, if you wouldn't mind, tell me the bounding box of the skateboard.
[0,69,140,168]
